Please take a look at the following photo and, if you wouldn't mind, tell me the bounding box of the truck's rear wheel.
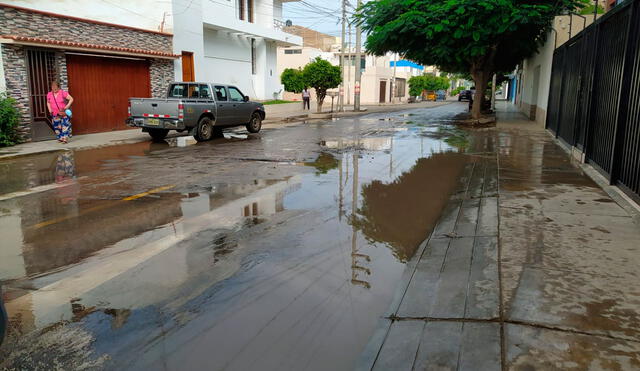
[148,128,169,141]
[195,117,214,142]
[246,112,262,133]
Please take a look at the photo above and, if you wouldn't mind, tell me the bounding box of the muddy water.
[0,103,470,370]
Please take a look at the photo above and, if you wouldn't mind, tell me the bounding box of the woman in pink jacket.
[46,81,74,143]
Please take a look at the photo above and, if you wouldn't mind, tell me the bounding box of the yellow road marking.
[30,184,176,230]
[122,185,176,201]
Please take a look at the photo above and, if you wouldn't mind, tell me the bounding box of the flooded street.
[0,103,471,370]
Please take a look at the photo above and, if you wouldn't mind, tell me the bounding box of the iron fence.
[546,0,640,202]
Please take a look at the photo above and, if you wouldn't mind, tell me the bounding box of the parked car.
[424,90,437,101]
[458,89,473,101]
[436,90,447,101]
[127,82,266,142]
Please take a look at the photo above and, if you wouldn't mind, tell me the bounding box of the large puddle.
[0,103,472,370]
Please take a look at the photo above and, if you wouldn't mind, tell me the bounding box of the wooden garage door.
[66,54,151,134]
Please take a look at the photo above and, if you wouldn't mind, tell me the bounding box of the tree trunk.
[470,47,497,119]
[317,98,324,113]
[471,70,490,119]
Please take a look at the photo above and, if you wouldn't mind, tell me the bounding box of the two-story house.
[0,0,301,142]
[171,0,302,101]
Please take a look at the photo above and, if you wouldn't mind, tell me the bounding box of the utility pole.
[347,23,352,105]
[354,0,362,111]
[339,0,347,112]
[392,53,397,103]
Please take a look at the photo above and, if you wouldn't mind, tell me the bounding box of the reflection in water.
[321,137,392,151]
[304,152,340,175]
[0,103,478,370]
[353,152,468,262]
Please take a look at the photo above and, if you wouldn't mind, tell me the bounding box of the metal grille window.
[238,0,244,20]
[284,49,302,54]
[251,38,257,75]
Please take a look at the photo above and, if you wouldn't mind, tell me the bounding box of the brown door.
[182,52,194,82]
[66,54,151,134]
[379,81,386,103]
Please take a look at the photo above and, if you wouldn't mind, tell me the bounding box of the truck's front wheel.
[246,112,262,133]
[148,128,169,141]
[195,117,214,142]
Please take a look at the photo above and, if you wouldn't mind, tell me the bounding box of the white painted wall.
[172,0,301,100]
[517,30,554,124]
[2,0,172,32]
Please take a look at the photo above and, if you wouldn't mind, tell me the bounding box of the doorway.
[379,80,386,103]
[26,49,58,141]
[182,51,194,82]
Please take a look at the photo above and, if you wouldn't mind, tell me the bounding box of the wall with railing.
[546,0,640,202]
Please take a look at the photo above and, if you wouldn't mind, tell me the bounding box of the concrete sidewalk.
[358,105,640,369]
[0,100,452,160]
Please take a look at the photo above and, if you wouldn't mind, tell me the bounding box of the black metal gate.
[26,49,58,141]
[545,0,640,202]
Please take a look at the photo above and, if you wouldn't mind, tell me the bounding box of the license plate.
[146,118,160,126]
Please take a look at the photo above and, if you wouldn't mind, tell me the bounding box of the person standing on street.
[47,81,74,143]
[302,88,310,110]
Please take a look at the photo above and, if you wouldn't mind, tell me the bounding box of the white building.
[171,0,302,100]
[2,0,302,103]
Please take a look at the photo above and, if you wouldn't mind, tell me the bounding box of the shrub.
[280,68,306,94]
[0,93,20,147]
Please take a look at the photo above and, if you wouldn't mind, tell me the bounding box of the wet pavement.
[0,102,477,370]
[358,105,640,370]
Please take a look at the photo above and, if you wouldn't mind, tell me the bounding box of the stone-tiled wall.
[1,44,31,141]
[149,59,174,98]
[0,5,176,142]
[0,5,172,54]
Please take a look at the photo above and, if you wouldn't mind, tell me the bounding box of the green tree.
[408,75,450,97]
[302,57,342,113]
[0,93,20,147]
[280,68,305,94]
[357,0,584,118]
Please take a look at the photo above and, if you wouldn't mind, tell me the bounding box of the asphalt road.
[0,102,471,370]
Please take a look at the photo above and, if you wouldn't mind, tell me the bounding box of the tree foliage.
[356,0,584,117]
[280,68,306,94]
[0,93,20,147]
[408,75,450,97]
[302,57,342,113]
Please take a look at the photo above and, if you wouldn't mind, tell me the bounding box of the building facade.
[0,4,176,141]
[0,0,301,142]
[171,0,302,101]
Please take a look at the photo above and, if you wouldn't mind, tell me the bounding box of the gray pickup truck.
[127,82,265,141]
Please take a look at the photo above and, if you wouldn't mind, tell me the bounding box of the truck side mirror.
[243,95,249,102]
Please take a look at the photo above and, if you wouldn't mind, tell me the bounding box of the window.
[284,49,302,54]
[248,0,254,23]
[251,38,256,75]
[200,84,211,99]
[188,84,200,98]
[228,87,245,102]
[168,84,188,98]
[238,0,244,20]
[214,86,228,101]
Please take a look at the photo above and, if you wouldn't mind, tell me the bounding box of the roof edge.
[1,35,179,59]
[0,3,173,37]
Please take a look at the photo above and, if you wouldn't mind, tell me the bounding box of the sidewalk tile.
[465,237,499,320]
[505,324,640,370]
[413,321,501,371]
[372,320,424,371]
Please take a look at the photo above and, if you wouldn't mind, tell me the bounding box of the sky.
[282,0,358,38]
